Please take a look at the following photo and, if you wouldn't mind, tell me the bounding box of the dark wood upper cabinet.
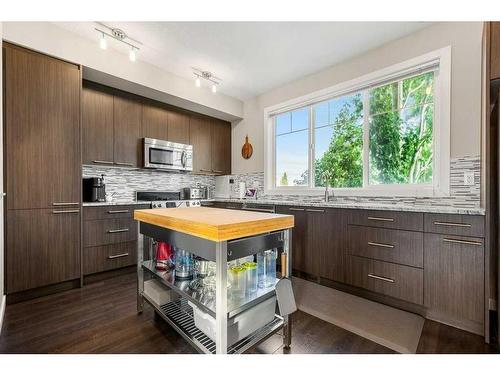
[142,99,169,141]
[491,22,500,80]
[113,93,142,167]
[189,115,212,173]
[168,110,190,144]
[4,43,81,210]
[211,119,232,175]
[82,83,114,165]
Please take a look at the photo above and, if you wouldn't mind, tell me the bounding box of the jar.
[228,266,246,299]
[174,248,193,279]
[243,261,258,295]
[257,249,276,288]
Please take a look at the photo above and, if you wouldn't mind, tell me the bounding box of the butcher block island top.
[134,207,294,242]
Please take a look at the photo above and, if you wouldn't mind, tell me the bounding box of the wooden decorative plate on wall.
[241,135,253,159]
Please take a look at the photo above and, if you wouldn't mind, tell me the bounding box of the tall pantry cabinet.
[3,43,81,295]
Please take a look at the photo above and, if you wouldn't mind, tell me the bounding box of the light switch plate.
[464,171,475,186]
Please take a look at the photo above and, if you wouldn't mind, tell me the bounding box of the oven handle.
[181,151,187,168]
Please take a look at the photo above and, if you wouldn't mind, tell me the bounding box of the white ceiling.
[54,22,433,101]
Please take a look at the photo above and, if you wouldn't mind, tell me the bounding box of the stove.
[136,191,202,209]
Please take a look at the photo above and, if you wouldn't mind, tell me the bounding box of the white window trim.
[264,46,451,197]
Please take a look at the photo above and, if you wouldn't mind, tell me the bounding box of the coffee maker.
[82,175,106,202]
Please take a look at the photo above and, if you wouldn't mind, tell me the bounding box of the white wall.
[2,22,243,121]
[0,21,5,332]
[232,22,484,174]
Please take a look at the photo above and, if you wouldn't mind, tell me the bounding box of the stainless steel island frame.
[136,221,292,354]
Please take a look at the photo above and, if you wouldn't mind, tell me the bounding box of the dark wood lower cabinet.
[276,207,309,275]
[348,255,423,305]
[83,241,137,275]
[319,209,348,283]
[83,205,144,276]
[273,204,486,337]
[424,233,485,333]
[6,208,81,294]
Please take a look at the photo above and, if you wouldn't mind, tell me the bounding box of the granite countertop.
[82,200,151,207]
[82,198,485,215]
[210,198,486,216]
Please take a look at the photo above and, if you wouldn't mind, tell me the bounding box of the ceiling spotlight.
[99,33,107,50]
[129,47,136,62]
[212,84,217,94]
[195,76,201,88]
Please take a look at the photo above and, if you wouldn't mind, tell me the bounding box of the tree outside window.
[274,71,435,190]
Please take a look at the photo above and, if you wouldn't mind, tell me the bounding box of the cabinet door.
[189,115,212,173]
[168,110,190,144]
[114,93,142,167]
[276,206,308,275]
[491,22,500,80]
[424,233,484,326]
[142,100,169,141]
[82,83,114,165]
[6,208,81,293]
[211,119,231,175]
[319,209,348,283]
[4,44,81,210]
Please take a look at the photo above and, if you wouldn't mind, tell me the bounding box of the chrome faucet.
[322,171,333,202]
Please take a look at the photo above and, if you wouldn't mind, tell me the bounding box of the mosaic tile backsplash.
[84,155,481,210]
[82,165,216,201]
[224,156,482,210]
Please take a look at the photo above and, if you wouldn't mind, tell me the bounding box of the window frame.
[264,46,451,197]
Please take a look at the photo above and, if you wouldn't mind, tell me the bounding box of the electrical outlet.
[464,171,475,186]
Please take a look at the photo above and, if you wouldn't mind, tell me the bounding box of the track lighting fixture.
[95,23,141,63]
[192,68,221,94]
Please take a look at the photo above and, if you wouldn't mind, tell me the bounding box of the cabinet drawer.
[84,218,137,247]
[424,213,484,237]
[83,241,137,275]
[347,225,423,268]
[348,209,423,231]
[83,205,148,221]
[348,255,423,305]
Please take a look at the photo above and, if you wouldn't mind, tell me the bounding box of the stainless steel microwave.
[143,138,193,172]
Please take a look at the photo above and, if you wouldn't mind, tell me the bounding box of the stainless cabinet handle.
[226,206,238,209]
[443,238,482,246]
[212,170,223,173]
[108,253,129,259]
[115,162,134,166]
[107,228,129,233]
[108,210,130,214]
[289,208,305,211]
[53,202,79,206]
[52,209,80,214]
[434,221,472,228]
[200,169,212,173]
[93,160,114,164]
[368,273,395,283]
[368,241,395,249]
[367,216,394,222]
[241,207,275,213]
[306,209,325,213]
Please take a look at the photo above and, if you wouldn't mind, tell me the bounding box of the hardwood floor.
[0,269,497,354]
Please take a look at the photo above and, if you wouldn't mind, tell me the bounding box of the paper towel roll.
[239,182,246,199]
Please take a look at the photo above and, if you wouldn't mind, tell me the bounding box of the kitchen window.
[265,47,451,197]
